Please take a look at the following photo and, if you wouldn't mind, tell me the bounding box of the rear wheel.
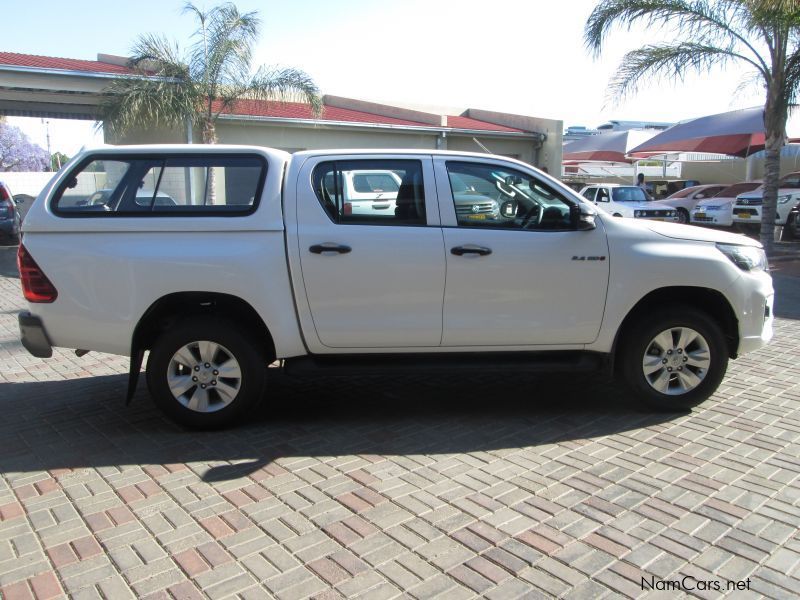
[619,307,728,410]
[146,316,269,429]
[781,212,797,241]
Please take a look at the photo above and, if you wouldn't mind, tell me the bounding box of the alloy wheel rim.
[642,327,710,396]
[166,341,242,413]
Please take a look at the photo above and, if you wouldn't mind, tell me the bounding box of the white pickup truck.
[18,145,774,428]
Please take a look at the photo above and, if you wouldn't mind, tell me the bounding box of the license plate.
[465,214,486,220]
[694,213,706,219]
[738,213,751,219]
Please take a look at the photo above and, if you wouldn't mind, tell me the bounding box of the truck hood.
[643,220,762,247]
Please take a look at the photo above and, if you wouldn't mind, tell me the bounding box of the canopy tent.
[627,107,768,159]
[563,129,657,163]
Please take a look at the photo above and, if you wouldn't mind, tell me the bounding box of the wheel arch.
[125,292,275,403]
[134,291,276,357]
[612,286,739,373]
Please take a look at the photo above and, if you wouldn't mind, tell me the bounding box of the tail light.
[0,186,13,218]
[17,244,58,303]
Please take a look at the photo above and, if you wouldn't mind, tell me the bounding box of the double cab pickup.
[17,145,774,427]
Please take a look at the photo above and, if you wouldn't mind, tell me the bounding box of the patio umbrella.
[563,129,658,163]
[627,107,767,158]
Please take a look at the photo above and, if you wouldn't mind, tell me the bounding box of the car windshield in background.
[612,187,650,202]
[779,174,800,188]
[715,182,762,197]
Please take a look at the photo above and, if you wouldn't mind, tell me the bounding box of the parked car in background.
[0,181,21,243]
[645,179,701,200]
[691,182,762,228]
[733,172,800,230]
[322,169,401,217]
[13,194,35,222]
[659,184,727,224]
[580,184,679,221]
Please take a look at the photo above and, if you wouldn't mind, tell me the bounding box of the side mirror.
[571,204,597,231]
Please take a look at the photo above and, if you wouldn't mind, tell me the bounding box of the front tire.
[676,208,690,224]
[146,317,269,429]
[619,307,728,410]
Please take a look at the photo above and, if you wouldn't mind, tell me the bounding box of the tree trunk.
[200,118,218,205]
[761,38,789,256]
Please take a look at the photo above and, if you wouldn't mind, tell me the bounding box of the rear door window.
[52,154,267,216]
[312,160,427,225]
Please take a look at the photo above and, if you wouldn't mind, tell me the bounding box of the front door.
[434,158,610,346]
[296,156,445,349]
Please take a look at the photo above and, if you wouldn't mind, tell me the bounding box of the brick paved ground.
[1,243,799,599]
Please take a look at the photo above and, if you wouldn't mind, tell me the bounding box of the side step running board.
[283,351,608,377]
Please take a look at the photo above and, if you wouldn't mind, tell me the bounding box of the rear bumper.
[19,311,53,358]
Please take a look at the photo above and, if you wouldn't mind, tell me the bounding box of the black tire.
[618,306,728,410]
[781,213,797,241]
[676,208,690,224]
[146,316,269,429]
[613,213,623,218]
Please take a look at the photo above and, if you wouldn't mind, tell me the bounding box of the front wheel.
[619,308,728,410]
[146,317,269,429]
[676,208,690,224]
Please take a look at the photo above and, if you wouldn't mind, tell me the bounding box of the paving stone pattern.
[1,246,799,599]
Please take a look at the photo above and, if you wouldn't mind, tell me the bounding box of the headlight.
[717,243,768,272]
[778,194,792,204]
[668,210,677,217]
[634,210,642,217]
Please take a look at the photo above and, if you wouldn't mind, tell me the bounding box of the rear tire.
[619,307,728,410]
[781,213,797,241]
[146,316,269,429]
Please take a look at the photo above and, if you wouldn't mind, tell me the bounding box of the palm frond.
[585,0,769,74]
[236,66,322,116]
[607,42,763,101]
[101,76,200,136]
[129,34,190,80]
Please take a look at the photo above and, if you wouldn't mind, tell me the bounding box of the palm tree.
[585,0,800,254]
[101,1,322,146]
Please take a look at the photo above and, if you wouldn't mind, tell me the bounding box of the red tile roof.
[445,115,523,133]
[218,99,527,133]
[215,98,430,128]
[0,52,529,134]
[0,52,134,75]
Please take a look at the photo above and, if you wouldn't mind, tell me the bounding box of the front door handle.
[451,245,492,256]
[309,243,352,255]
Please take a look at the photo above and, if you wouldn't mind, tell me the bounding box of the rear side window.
[312,160,426,225]
[52,154,266,216]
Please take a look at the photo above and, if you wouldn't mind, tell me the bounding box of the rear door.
[293,155,446,350]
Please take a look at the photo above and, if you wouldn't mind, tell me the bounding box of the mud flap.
[126,348,145,405]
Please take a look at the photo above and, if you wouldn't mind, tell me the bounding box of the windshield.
[612,187,650,202]
[715,182,761,197]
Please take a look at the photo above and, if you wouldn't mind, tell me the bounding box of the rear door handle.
[451,245,492,256]
[309,243,352,255]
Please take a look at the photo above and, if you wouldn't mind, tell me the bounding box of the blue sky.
[4,0,777,154]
